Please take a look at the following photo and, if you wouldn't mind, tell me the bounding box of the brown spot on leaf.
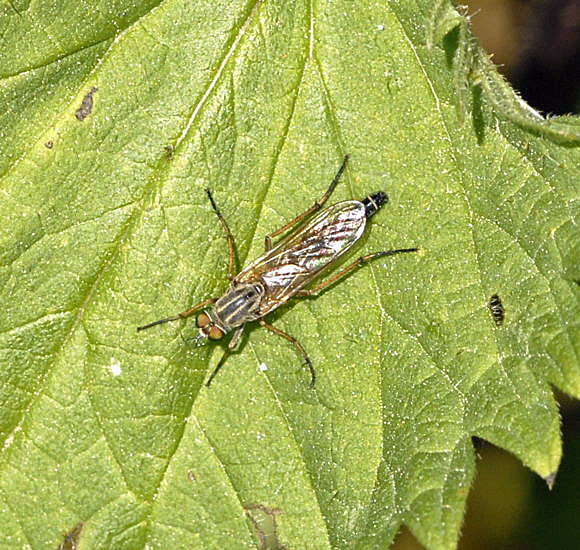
[75,87,97,121]
[58,521,84,550]
[244,503,285,550]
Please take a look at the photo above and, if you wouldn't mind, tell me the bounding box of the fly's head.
[196,309,227,342]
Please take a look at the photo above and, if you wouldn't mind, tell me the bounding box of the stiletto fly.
[138,156,418,387]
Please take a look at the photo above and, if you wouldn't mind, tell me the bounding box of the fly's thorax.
[212,280,266,329]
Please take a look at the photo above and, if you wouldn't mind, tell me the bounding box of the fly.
[138,156,418,387]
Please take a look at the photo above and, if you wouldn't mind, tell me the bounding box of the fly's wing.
[236,200,367,316]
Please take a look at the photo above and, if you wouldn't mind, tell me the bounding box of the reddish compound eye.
[196,312,211,328]
[208,325,224,340]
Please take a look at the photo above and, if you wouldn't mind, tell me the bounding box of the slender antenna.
[137,297,217,331]
[137,315,183,331]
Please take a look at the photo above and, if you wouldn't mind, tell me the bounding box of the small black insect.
[488,294,505,326]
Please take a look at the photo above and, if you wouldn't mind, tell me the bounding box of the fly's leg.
[137,297,217,331]
[296,248,419,297]
[264,155,349,251]
[258,318,316,387]
[205,188,238,280]
[205,326,245,387]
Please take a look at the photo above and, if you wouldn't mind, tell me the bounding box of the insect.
[488,293,505,326]
[138,156,418,387]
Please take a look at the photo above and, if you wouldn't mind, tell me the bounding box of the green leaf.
[1,1,578,549]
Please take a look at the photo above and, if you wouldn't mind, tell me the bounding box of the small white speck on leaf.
[258,362,268,372]
[2,427,21,451]
[108,358,122,376]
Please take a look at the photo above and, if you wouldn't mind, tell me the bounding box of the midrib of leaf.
[179,3,392,545]
[149,1,340,544]
[228,5,393,545]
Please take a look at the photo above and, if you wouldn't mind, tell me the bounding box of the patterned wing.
[235,200,367,316]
